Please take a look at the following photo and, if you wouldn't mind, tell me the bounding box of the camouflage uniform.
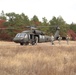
[66,35,70,44]
[35,37,38,45]
[51,35,54,45]
[58,35,62,45]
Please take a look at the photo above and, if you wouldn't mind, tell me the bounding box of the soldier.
[35,37,38,45]
[66,35,70,44]
[58,35,62,45]
[51,35,54,45]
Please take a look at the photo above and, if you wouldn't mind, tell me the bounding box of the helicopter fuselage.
[13,30,51,45]
[13,26,60,45]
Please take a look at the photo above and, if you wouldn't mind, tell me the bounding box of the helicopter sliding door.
[39,35,45,42]
[29,34,36,45]
[29,34,35,40]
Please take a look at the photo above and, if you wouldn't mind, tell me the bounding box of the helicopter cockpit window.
[15,33,20,37]
[15,33,26,37]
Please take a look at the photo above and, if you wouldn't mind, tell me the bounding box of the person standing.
[51,35,54,45]
[58,35,62,45]
[35,37,38,45]
[66,35,70,44]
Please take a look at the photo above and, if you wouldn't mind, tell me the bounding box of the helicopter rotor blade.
[36,25,58,27]
[0,28,15,30]
[36,25,60,30]
[25,25,37,30]
[25,25,60,30]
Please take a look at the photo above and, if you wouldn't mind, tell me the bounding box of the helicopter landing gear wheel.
[20,43,24,45]
[31,41,35,45]
[25,42,29,45]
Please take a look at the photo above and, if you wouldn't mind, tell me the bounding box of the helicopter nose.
[13,37,24,43]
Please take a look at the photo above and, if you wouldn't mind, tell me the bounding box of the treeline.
[0,11,76,41]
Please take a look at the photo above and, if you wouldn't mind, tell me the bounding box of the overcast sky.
[0,0,76,24]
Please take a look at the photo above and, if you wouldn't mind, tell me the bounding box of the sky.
[0,0,76,24]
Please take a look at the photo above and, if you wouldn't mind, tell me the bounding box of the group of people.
[51,34,70,45]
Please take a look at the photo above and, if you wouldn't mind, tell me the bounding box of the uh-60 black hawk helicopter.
[13,25,60,45]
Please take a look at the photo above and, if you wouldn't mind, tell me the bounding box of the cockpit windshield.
[15,33,26,37]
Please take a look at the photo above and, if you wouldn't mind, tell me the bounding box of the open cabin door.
[29,34,35,45]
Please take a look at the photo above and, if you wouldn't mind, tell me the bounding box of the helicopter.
[13,25,60,45]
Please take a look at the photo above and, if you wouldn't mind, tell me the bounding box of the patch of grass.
[0,41,76,75]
